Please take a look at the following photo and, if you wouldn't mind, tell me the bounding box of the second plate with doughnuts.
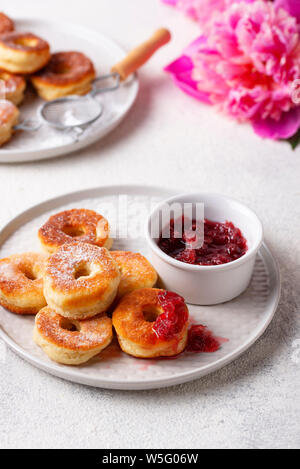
[0,17,139,163]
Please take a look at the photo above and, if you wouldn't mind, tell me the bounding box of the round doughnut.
[34,307,113,365]
[110,251,157,298]
[112,288,189,358]
[31,51,96,101]
[43,242,121,320]
[0,99,19,146]
[0,69,26,105]
[0,252,47,315]
[0,13,14,35]
[38,208,112,254]
[0,32,50,74]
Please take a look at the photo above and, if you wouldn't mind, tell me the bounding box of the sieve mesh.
[40,96,103,130]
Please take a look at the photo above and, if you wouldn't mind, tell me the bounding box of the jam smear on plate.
[158,218,247,266]
[187,325,226,353]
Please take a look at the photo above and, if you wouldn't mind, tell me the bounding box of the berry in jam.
[158,218,247,266]
[153,291,189,341]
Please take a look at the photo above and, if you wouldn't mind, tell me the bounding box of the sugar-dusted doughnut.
[31,51,96,101]
[38,208,112,254]
[34,307,113,365]
[0,32,50,74]
[112,288,189,358]
[0,13,14,35]
[110,251,157,298]
[43,242,121,320]
[0,99,19,146]
[0,69,26,105]
[0,252,47,314]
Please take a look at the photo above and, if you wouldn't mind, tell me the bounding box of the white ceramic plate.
[0,185,281,390]
[0,18,139,163]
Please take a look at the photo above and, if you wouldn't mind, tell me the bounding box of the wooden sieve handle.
[111,28,171,81]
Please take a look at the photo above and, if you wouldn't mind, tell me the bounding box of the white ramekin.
[145,193,263,305]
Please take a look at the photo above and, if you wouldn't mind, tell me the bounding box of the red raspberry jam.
[158,218,247,266]
[187,325,223,353]
[153,291,189,341]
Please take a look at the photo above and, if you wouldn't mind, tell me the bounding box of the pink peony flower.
[165,1,300,139]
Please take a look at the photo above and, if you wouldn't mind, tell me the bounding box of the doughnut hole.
[59,317,80,332]
[21,268,37,281]
[19,261,42,281]
[74,262,92,280]
[53,63,71,75]
[62,225,86,238]
[14,37,39,48]
[143,305,161,323]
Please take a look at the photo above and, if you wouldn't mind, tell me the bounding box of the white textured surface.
[0,0,299,449]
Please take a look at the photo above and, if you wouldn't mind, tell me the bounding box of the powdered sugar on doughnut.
[46,242,117,289]
[38,208,111,253]
[0,100,17,124]
[36,307,112,350]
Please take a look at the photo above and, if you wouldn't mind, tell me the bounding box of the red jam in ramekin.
[158,218,247,266]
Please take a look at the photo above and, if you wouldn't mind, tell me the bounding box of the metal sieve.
[15,29,171,140]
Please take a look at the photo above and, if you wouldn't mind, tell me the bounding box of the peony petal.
[274,0,300,22]
[165,55,211,102]
[182,35,208,54]
[252,107,300,139]
[165,36,212,103]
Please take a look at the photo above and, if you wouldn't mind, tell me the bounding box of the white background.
[0,0,299,449]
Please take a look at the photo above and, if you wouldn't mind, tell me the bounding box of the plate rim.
[0,17,139,163]
[0,184,281,390]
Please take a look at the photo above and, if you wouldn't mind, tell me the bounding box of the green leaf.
[285,129,300,150]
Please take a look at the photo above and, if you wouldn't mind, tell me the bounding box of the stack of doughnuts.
[0,12,97,147]
[0,207,189,365]
[35,241,120,365]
